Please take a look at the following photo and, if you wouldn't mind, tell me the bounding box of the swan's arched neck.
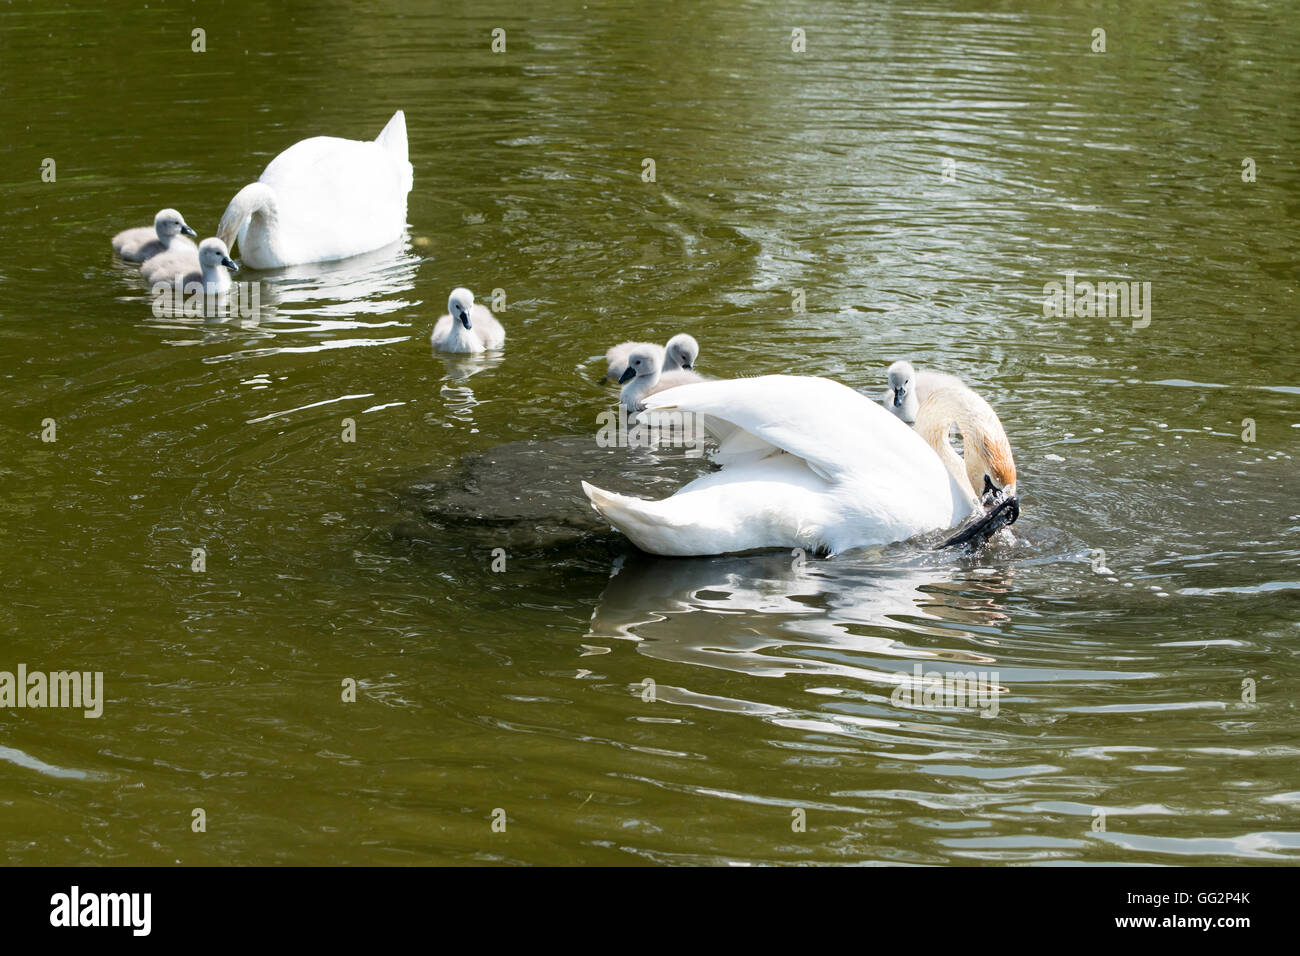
[217,183,279,257]
[913,384,1016,506]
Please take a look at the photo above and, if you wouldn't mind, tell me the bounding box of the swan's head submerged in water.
[448,288,476,329]
[911,382,1019,548]
[885,360,920,424]
[665,333,699,371]
[955,444,1019,548]
[155,208,198,241]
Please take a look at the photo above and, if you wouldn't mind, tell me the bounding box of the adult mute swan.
[882,360,963,425]
[431,288,505,353]
[604,333,699,382]
[217,110,413,268]
[618,343,706,412]
[111,208,197,262]
[582,374,1019,556]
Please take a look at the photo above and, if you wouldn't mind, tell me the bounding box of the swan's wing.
[257,134,410,263]
[262,135,406,206]
[642,374,931,481]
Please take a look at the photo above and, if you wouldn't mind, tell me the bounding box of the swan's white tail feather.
[375,109,413,193]
[582,481,686,552]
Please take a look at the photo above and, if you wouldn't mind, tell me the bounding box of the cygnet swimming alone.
[431,287,506,353]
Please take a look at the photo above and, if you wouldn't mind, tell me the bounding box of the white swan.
[582,374,1019,556]
[147,237,239,294]
[431,288,505,353]
[111,208,197,263]
[604,333,699,382]
[217,110,413,268]
[882,360,963,424]
[618,343,706,411]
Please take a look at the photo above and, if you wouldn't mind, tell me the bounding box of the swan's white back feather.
[586,375,974,556]
[646,375,936,483]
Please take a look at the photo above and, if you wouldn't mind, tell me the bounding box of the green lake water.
[0,0,1297,864]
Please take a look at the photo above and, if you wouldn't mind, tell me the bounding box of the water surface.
[0,0,1297,865]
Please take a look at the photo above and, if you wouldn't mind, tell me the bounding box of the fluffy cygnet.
[146,237,239,294]
[882,361,964,424]
[112,208,198,263]
[431,287,506,353]
[619,343,705,412]
[604,332,699,382]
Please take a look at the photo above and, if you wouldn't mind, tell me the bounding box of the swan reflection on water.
[143,239,421,349]
[585,548,1015,682]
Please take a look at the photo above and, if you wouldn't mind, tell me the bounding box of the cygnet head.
[665,333,699,371]
[885,360,919,423]
[198,237,239,273]
[619,344,666,384]
[448,288,476,329]
[155,208,198,240]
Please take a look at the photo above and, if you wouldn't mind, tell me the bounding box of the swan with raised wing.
[582,373,1019,556]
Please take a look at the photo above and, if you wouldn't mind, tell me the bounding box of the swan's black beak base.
[618,366,637,384]
[938,493,1020,550]
[181,225,198,238]
[459,314,472,330]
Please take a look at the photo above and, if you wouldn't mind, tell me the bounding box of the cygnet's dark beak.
[618,366,637,385]
[893,387,905,408]
[181,224,198,237]
[458,312,472,330]
[681,362,692,370]
[221,256,239,272]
